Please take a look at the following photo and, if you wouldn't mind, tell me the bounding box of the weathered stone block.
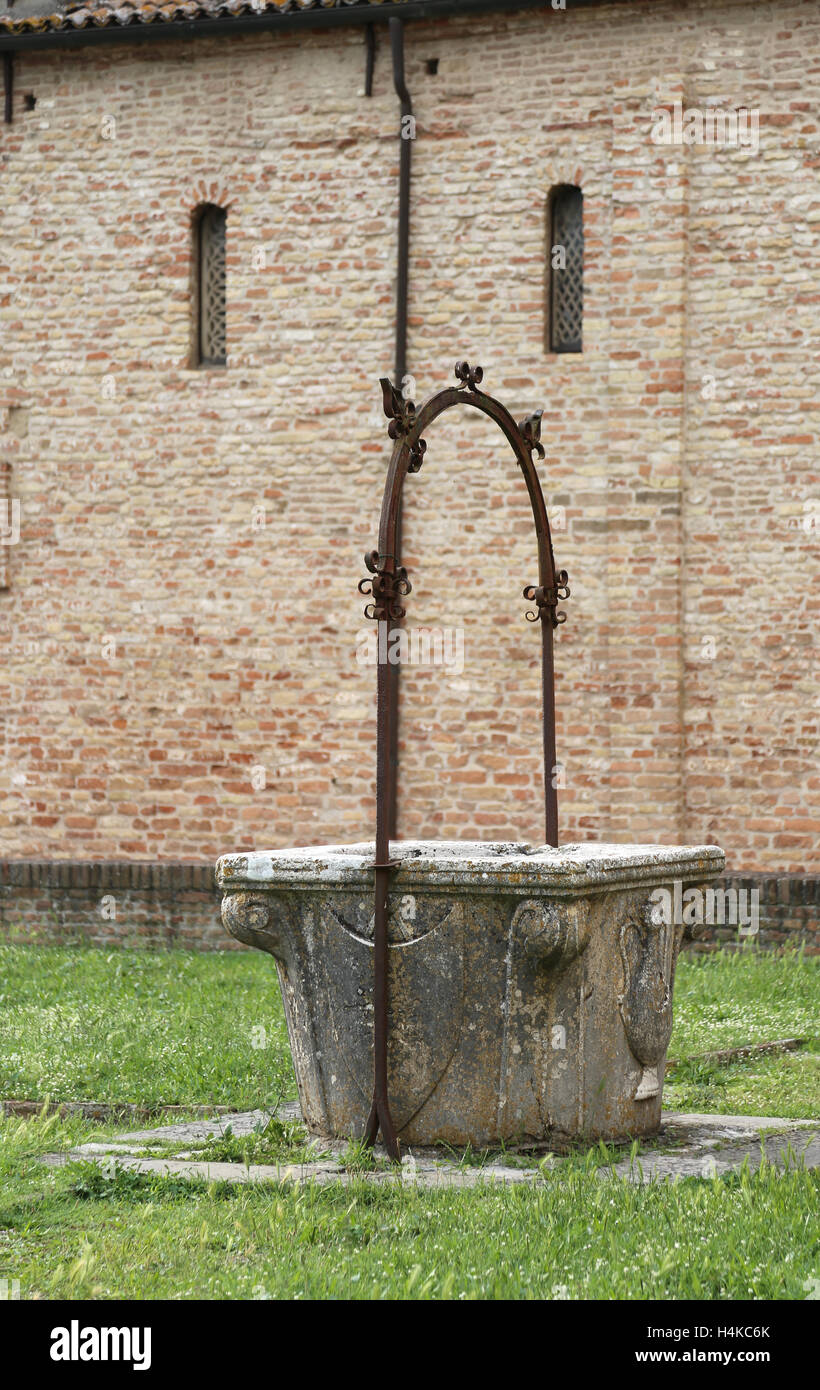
[217,840,725,1149]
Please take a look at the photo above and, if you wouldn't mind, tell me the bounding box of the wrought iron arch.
[357,360,570,1158]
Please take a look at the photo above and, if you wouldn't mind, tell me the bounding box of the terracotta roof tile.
[0,0,406,36]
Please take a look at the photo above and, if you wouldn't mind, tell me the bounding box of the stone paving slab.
[610,1113,819,1183]
[41,1150,542,1188]
[39,1109,820,1189]
[109,1104,301,1147]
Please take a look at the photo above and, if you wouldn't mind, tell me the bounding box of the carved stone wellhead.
[217,364,725,1155]
[217,842,725,1149]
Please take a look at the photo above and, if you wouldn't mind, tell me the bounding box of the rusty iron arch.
[357,359,570,1159]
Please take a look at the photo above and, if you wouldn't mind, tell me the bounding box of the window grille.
[548,186,583,354]
[197,204,227,367]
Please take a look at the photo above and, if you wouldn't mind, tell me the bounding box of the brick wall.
[0,0,818,894]
[0,860,231,949]
[1,860,816,952]
[691,874,820,953]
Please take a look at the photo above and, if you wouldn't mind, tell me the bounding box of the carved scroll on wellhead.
[357,361,570,1159]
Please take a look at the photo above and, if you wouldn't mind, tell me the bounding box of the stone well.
[217,840,725,1150]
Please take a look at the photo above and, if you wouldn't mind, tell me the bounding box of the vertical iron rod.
[3,53,13,125]
[363,616,400,1159]
[542,620,558,846]
[387,17,412,841]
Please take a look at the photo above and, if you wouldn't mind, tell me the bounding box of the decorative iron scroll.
[523,572,571,628]
[360,360,568,1160]
[454,359,484,391]
[358,549,412,623]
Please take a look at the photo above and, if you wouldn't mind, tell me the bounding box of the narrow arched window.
[547,185,583,354]
[195,204,227,367]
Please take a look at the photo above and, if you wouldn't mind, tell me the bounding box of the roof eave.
[0,0,645,52]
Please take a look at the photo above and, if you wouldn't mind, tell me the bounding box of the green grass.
[0,944,293,1109]
[669,948,819,1058]
[0,942,816,1118]
[664,1050,820,1119]
[194,1115,329,1167]
[663,948,820,1118]
[0,1113,817,1300]
[0,943,817,1300]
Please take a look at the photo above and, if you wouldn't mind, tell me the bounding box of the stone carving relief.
[510,897,591,969]
[618,895,682,1101]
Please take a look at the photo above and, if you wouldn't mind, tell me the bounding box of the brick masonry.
[0,860,231,949]
[0,859,816,952]
[0,0,818,946]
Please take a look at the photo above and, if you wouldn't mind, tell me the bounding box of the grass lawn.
[0,945,293,1111]
[0,943,818,1300]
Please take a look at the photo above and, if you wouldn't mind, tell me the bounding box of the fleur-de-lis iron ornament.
[523,571,571,628]
[360,360,568,1162]
[518,409,545,459]
[358,549,413,623]
[380,376,427,471]
[454,359,484,391]
[380,376,416,438]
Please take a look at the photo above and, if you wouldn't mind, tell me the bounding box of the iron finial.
[380,376,416,439]
[518,409,545,459]
[454,360,484,392]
